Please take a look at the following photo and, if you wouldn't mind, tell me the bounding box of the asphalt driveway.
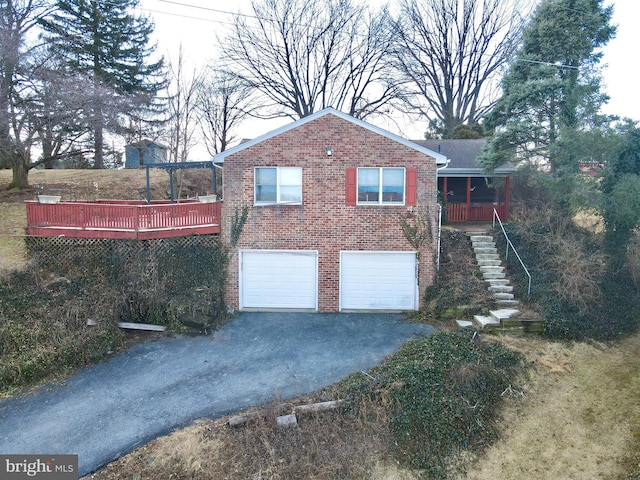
[0,312,434,476]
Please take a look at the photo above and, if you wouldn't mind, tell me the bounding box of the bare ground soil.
[2,169,639,479]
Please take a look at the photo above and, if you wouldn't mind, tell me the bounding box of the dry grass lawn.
[464,334,640,480]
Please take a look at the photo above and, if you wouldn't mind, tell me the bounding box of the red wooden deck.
[25,199,221,240]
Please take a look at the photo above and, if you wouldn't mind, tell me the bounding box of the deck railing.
[25,199,221,239]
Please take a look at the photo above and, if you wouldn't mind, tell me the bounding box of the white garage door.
[240,250,318,310]
[340,251,417,311]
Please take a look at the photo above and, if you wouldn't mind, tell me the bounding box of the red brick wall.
[221,113,440,312]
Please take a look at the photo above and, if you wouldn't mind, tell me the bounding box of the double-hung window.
[254,167,302,205]
[357,167,405,205]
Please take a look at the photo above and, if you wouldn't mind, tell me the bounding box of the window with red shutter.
[351,167,409,205]
[346,167,357,205]
[406,168,417,206]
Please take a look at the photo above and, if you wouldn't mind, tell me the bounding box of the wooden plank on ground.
[118,322,166,332]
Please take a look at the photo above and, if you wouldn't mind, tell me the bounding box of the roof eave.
[212,108,448,165]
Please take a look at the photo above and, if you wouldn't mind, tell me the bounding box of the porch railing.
[492,208,531,296]
[445,203,508,222]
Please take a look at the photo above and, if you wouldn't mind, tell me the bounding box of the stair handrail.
[492,209,531,296]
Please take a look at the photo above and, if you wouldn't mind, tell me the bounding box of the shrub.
[499,203,640,341]
[340,329,523,477]
[0,235,229,394]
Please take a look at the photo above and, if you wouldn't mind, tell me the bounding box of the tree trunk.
[9,155,29,189]
[94,119,104,169]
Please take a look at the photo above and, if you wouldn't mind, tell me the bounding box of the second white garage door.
[240,250,318,310]
[340,251,418,311]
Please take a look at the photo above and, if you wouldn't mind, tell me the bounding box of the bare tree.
[164,46,203,163]
[33,58,95,169]
[392,0,529,138]
[0,0,54,188]
[197,69,252,155]
[220,0,399,120]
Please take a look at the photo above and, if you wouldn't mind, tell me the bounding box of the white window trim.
[254,166,303,205]
[356,167,406,206]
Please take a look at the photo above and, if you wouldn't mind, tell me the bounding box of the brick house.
[215,108,447,312]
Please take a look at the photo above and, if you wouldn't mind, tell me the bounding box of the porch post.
[466,176,471,221]
[504,176,510,221]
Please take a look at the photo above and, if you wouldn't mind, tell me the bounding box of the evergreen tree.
[41,0,165,168]
[481,0,615,173]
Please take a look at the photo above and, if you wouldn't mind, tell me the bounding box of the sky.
[137,0,639,156]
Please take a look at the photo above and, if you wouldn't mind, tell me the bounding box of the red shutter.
[406,168,417,206]
[346,167,357,205]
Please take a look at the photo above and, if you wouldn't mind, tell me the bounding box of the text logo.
[1,455,77,479]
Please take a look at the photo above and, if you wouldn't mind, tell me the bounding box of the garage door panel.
[341,252,417,310]
[240,251,317,310]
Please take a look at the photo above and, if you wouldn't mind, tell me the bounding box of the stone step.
[485,278,510,286]
[497,299,520,307]
[456,320,474,328]
[490,309,521,321]
[480,265,504,273]
[483,271,506,279]
[469,235,494,242]
[476,253,500,261]
[474,247,498,254]
[494,292,515,300]
[488,285,513,293]
[477,259,502,267]
[472,241,496,249]
[473,315,501,328]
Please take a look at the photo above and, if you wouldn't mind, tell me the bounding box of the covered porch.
[439,175,510,223]
[411,138,514,224]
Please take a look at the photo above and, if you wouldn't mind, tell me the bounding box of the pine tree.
[481,0,615,173]
[41,0,165,168]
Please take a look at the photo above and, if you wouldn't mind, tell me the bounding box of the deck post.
[169,169,175,203]
[145,166,151,205]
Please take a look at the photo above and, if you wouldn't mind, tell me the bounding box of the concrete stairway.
[469,233,520,308]
[455,232,543,334]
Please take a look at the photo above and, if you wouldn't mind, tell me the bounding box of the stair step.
[480,265,504,273]
[485,278,510,286]
[497,299,520,306]
[483,272,506,279]
[494,292,515,300]
[469,235,494,242]
[488,285,513,293]
[474,247,498,254]
[476,253,500,260]
[490,309,521,320]
[500,317,544,328]
[474,315,501,328]
[477,259,502,267]
[456,320,474,328]
[472,239,495,246]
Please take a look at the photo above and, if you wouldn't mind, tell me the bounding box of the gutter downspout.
[436,159,450,272]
